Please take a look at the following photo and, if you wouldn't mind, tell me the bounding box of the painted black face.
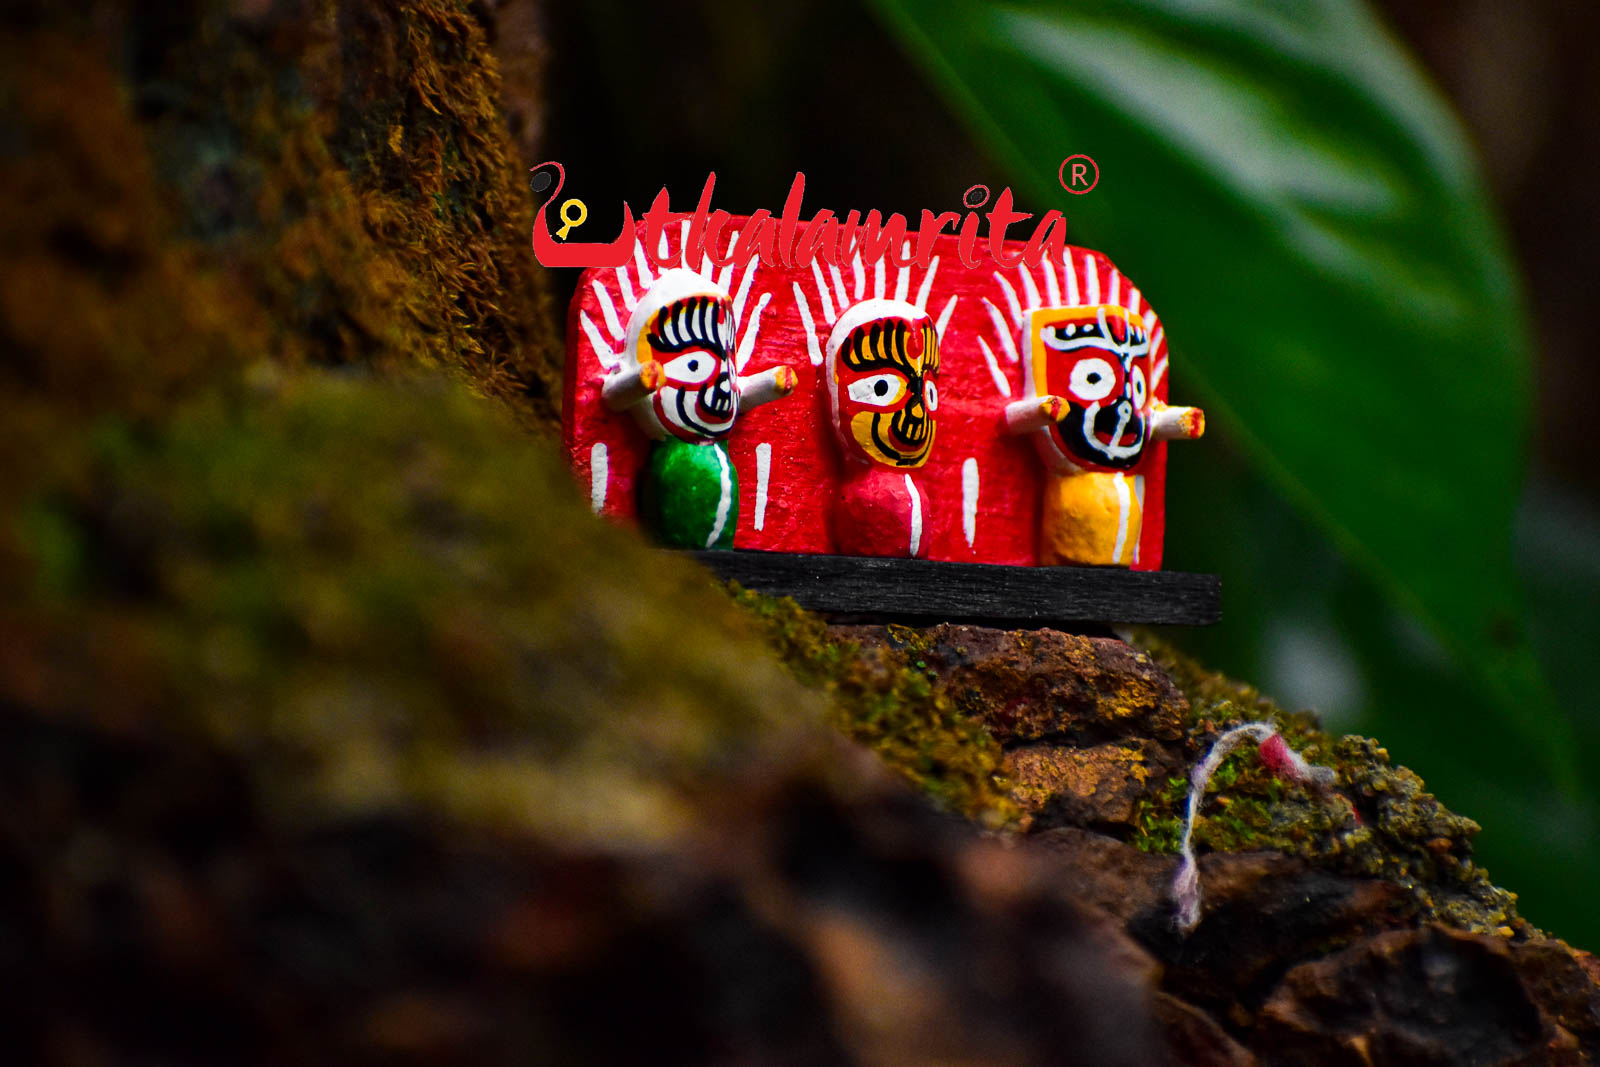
[1035,306,1151,472]
[647,294,739,440]
[1057,392,1146,470]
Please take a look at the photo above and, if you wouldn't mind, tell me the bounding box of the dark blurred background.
[536,0,1600,935]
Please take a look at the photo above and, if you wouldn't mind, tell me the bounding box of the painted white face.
[623,269,739,441]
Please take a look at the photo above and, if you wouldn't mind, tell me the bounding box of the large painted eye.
[1069,357,1117,403]
[662,351,719,386]
[847,372,908,408]
[924,379,939,412]
[1131,365,1148,408]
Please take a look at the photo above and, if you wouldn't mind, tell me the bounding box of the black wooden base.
[689,550,1220,627]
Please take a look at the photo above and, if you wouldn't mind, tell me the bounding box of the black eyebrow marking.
[648,296,732,357]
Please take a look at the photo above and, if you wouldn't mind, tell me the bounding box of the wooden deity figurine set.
[588,263,795,549]
[991,262,1204,566]
[563,214,1215,623]
[795,255,954,560]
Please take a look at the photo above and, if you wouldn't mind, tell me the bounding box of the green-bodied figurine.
[601,268,795,549]
[638,436,737,549]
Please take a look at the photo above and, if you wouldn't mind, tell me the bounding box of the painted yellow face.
[832,314,940,468]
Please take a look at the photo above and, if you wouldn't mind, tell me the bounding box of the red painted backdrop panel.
[562,218,1176,570]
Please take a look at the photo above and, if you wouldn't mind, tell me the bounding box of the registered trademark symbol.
[1059,154,1099,195]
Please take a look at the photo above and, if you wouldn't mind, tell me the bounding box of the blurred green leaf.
[1160,435,1600,943]
[869,0,1576,785]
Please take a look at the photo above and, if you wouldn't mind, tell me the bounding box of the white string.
[1172,723,1335,933]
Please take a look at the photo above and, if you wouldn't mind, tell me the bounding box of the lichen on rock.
[1132,632,1523,937]
[732,602,1020,829]
[765,620,1523,936]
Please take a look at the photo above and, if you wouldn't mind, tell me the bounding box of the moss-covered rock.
[1132,632,1523,936]
[731,599,1019,828]
[7,373,833,848]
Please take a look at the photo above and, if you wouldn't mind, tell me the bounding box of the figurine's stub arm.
[601,360,664,411]
[738,365,798,410]
[1151,404,1205,441]
[1003,396,1066,435]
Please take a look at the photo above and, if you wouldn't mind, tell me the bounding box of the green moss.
[0,2,563,594]
[731,592,1021,829]
[1128,632,1524,935]
[6,374,834,848]
[128,0,562,428]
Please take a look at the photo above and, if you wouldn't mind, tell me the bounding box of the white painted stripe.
[978,337,1011,397]
[1063,251,1079,304]
[615,264,637,311]
[1107,269,1121,308]
[1043,256,1061,306]
[1017,264,1040,308]
[580,312,620,370]
[914,255,940,312]
[995,271,1023,327]
[1151,325,1168,392]
[810,259,837,323]
[591,278,624,342]
[707,446,733,548]
[1084,253,1100,304]
[825,262,851,313]
[633,239,654,287]
[793,284,823,367]
[935,294,959,338]
[873,254,885,300]
[905,474,923,557]
[961,458,979,547]
[717,229,739,291]
[657,225,671,262]
[735,292,771,372]
[852,249,866,300]
[893,254,910,303]
[589,443,609,513]
[984,298,1020,363]
[1132,475,1146,566]
[1112,474,1132,563]
[754,443,772,530]
[732,252,758,328]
